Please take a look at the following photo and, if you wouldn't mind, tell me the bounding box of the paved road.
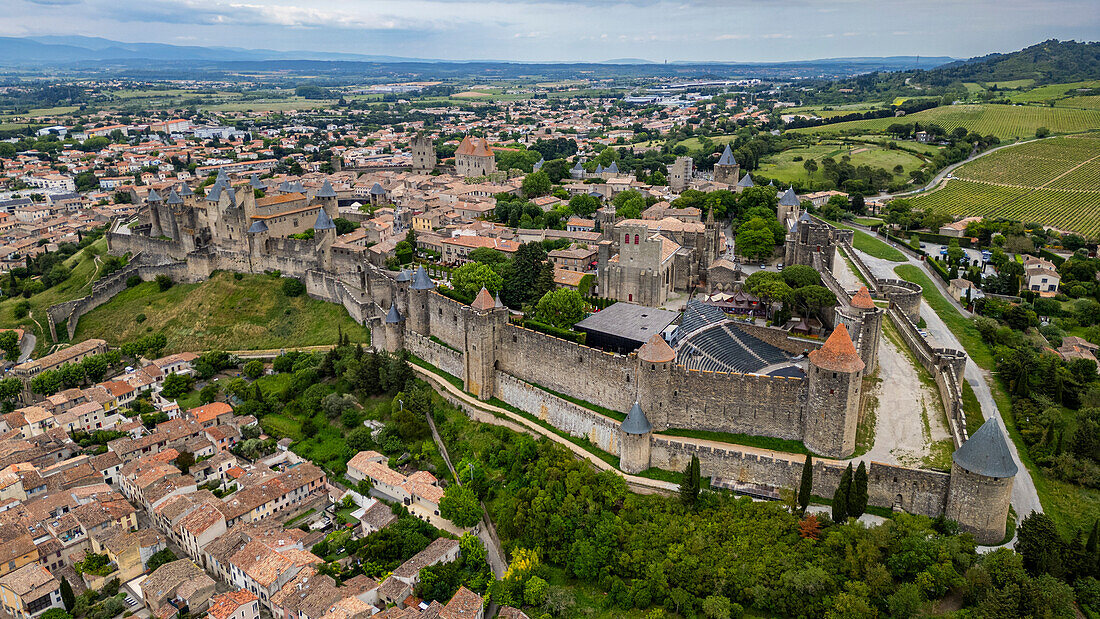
[876,137,1045,201]
[853,247,1043,545]
[17,333,35,363]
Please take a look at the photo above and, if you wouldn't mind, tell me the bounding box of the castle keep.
[87,173,1016,544]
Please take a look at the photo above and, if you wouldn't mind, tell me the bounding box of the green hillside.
[789,104,1100,140]
[72,271,370,354]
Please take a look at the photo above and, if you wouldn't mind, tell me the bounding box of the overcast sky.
[7,0,1100,62]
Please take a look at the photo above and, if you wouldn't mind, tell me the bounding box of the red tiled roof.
[808,323,864,373]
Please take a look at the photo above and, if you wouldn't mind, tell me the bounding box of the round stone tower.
[838,286,883,374]
[803,323,864,459]
[407,265,435,336]
[945,416,1017,544]
[634,334,676,430]
[382,302,405,353]
[620,401,653,474]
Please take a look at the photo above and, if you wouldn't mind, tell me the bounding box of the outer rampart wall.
[406,331,464,379]
[495,371,621,455]
[650,438,950,516]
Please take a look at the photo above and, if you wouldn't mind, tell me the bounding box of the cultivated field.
[909,134,1100,236]
[756,140,929,185]
[789,104,1100,141]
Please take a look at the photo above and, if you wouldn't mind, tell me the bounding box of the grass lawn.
[961,380,984,437]
[0,236,113,354]
[757,141,926,185]
[892,265,1100,536]
[839,225,907,262]
[72,271,369,353]
[658,427,813,456]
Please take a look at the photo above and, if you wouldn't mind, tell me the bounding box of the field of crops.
[910,180,1100,236]
[1009,80,1100,104]
[909,134,1100,235]
[789,104,1100,140]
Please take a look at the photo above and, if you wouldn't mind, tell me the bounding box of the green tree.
[679,454,700,507]
[521,171,551,198]
[736,218,776,260]
[282,278,306,297]
[439,484,482,528]
[525,575,549,607]
[468,248,507,265]
[80,355,109,383]
[0,331,19,362]
[832,463,852,522]
[568,194,600,217]
[450,262,503,300]
[155,274,173,291]
[1017,512,1065,578]
[781,264,821,289]
[850,461,868,519]
[161,373,193,399]
[243,360,264,379]
[798,454,813,513]
[745,271,792,318]
[702,594,732,619]
[531,289,586,329]
[59,578,74,612]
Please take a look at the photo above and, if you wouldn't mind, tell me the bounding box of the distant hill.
[914,39,1100,86]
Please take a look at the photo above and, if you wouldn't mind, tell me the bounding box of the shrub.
[282,278,306,297]
[126,275,141,288]
[13,301,30,319]
[135,313,146,324]
[234,272,244,280]
[154,274,173,291]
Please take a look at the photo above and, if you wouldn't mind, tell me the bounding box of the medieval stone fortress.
[61,143,1020,547]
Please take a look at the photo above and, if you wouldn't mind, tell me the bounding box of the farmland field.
[755,140,929,185]
[909,134,1100,236]
[789,104,1100,141]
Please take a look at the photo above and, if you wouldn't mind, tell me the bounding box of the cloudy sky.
[7,0,1100,62]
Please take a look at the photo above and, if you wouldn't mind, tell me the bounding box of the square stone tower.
[410,135,437,173]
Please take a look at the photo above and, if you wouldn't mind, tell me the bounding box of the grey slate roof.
[737,173,754,188]
[533,158,544,171]
[288,181,306,193]
[385,303,403,323]
[571,161,584,172]
[146,188,162,202]
[178,183,194,197]
[216,168,229,183]
[165,190,182,205]
[952,416,1018,478]
[717,144,737,166]
[369,182,386,196]
[606,162,619,173]
[314,208,336,231]
[316,180,337,198]
[621,402,652,435]
[395,269,412,283]
[277,181,292,192]
[410,265,435,290]
[779,187,800,207]
[206,183,223,202]
[250,174,265,190]
[595,163,604,174]
[247,220,268,234]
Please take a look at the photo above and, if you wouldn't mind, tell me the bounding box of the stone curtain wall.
[665,368,805,439]
[495,371,622,456]
[497,322,637,414]
[887,306,970,446]
[839,241,879,292]
[406,331,465,379]
[651,437,951,517]
[878,279,923,324]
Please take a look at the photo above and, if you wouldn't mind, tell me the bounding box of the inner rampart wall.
[495,371,621,456]
[664,368,805,439]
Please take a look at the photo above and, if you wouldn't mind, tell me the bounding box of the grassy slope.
[72,271,369,353]
[0,237,111,354]
[893,264,1100,535]
[756,141,927,185]
[789,104,1100,141]
[836,224,907,262]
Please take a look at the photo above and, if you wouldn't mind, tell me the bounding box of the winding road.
[877,136,1045,201]
[850,244,1043,546]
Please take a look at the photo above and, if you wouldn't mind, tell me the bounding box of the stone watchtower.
[803,324,864,458]
[315,180,338,222]
[836,286,883,373]
[669,157,694,193]
[407,265,435,336]
[776,187,801,226]
[382,302,405,352]
[619,402,653,474]
[713,145,740,186]
[634,334,675,430]
[313,207,337,272]
[945,416,1017,544]
[465,288,507,401]
[410,135,437,173]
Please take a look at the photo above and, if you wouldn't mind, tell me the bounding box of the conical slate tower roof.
[250,174,265,190]
[808,323,864,373]
[247,219,268,234]
[622,402,652,435]
[385,303,403,323]
[314,207,336,231]
[147,188,162,202]
[369,182,386,196]
[410,265,435,290]
[206,183,223,202]
[953,416,1018,478]
[216,168,230,183]
[178,183,194,197]
[571,160,584,172]
[737,173,754,188]
[471,287,495,311]
[606,161,619,173]
[316,180,337,198]
[779,187,800,207]
[165,190,182,205]
[395,269,412,283]
[717,144,736,166]
[494,293,503,309]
